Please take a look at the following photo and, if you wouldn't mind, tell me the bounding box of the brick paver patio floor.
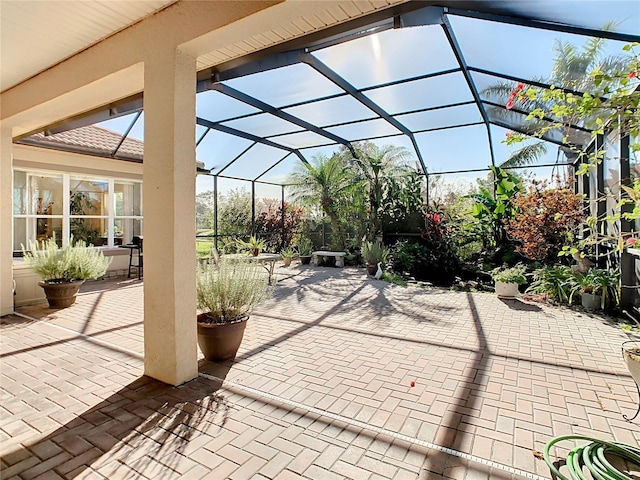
[1,266,638,479]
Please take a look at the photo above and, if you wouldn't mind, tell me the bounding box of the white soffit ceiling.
[196,0,409,71]
[0,0,176,92]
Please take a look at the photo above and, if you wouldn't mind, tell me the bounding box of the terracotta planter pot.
[367,264,378,276]
[38,280,85,308]
[495,281,519,298]
[283,257,292,267]
[197,313,248,361]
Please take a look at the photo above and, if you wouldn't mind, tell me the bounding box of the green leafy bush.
[380,271,408,287]
[526,265,576,303]
[490,264,527,284]
[361,240,389,265]
[295,237,313,256]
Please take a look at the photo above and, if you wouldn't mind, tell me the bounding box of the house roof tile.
[20,124,144,161]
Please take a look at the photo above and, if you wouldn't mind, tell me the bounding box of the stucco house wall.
[11,142,143,307]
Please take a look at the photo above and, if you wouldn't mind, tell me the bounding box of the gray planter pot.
[581,292,601,310]
[495,281,519,298]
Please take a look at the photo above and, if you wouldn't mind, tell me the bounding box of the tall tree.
[350,143,413,241]
[288,153,354,249]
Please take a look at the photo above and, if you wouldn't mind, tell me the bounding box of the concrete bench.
[311,251,347,268]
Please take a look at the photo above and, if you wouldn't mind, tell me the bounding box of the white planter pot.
[622,342,640,386]
[621,341,640,421]
[495,281,519,298]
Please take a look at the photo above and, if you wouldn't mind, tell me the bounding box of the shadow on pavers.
[0,373,230,479]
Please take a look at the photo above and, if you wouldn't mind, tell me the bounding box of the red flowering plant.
[421,207,446,243]
[254,199,304,252]
[414,206,461,283]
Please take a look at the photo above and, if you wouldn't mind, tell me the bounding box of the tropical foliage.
[483,34,634,167]
[468,166,522,251]
[289,153,354,250]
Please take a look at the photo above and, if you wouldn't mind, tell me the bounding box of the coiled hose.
[544,435,640,480]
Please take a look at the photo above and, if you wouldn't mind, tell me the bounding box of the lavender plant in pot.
[23,235,111,308]
[196,258,274,361]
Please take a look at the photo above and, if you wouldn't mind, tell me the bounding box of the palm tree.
[288,153,354,249]
[483,31,631,167]
[349,143,412,241]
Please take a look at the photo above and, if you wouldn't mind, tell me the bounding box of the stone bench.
[311,251,347,268]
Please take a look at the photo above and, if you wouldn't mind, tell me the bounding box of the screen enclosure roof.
[19,1,640,185]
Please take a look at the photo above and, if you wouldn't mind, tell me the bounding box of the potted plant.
[296,237,313,265]
[491,264,527,298]
[196,258,274,361]
[573,267,619,310]
[22,235,111,308]
[621,340,640,421]
[281,247,295,267]
[361,240,389,276]
[237,236,266,256]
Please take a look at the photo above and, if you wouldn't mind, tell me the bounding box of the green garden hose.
[544,435,640,480]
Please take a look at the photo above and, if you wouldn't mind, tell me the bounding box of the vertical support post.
[596,134,606,266]
[143,47,198,386]
[281,185,285,250]
[0,126,14,316]
[619,135,636,307]
[213,175,218,252]
[251,180,256,236]
[425,173,430,206]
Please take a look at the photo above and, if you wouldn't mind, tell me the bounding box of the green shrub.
[526,265,576,303]
[572,267,620,309]
[490,264,527,285]
[380,271,407,287]
[361,240,389,265]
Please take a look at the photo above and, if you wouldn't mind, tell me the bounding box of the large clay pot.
[283,257,292,267]
[367,263,378,276]
[197,313,248,361]
[495,281,519,298]
[38,280,85,308]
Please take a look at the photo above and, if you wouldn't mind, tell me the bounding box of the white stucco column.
[0,126,14,316]
[143,48,197,385]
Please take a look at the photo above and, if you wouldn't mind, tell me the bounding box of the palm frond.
[499,142,548,168]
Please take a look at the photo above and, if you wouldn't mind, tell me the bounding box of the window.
[13,170,143,254]
[114,182,143,246]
